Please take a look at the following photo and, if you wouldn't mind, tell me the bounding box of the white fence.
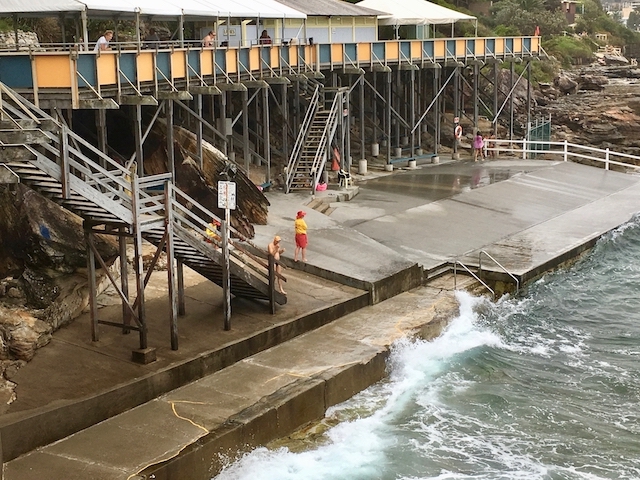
[487,139,640,172]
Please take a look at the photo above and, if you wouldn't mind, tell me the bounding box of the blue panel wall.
[400,42,410,60]
[215,50,225,75]
[345,43,356,63]
[506,38,514,53]
[77,54,96,87]
[156,52,171,80]
[487,39,495,55]
[466,39,475,55]
[187,50,200,78]
[446,40,455,57]
[0,56,33,88]
[372,43,385,62]
[422,41,434,59]
[319,45,331,64]
[119,52,136,84]
[238,48,250,74]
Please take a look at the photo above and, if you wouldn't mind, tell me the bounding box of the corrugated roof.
[274,0,384,17]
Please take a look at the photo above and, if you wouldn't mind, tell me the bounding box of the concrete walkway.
[4,156,640,478]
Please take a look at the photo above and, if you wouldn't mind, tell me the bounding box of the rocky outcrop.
[0,31,40,51]
[533,66,640,158]
[0,184,119,410]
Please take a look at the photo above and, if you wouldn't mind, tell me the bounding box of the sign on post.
[217,180,236,331]
[218,181,236,210]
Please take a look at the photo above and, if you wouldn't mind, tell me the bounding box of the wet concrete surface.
[5,155,640,478]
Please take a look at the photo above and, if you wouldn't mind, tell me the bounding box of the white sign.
[218,181,237,210]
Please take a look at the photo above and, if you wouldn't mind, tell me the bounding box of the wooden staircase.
[0,81,285,351]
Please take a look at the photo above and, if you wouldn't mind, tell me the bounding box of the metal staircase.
[0,82,285,354]
[285,82,343,193]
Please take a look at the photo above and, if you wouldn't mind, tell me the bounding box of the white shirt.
[94,36,109,51]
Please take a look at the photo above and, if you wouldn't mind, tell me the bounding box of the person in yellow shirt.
[294,210,308,262]
[205,219,221,246]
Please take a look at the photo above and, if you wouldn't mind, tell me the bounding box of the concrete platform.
[4,156,640,478]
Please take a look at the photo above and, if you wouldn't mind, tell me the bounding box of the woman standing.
[294,210,308,262]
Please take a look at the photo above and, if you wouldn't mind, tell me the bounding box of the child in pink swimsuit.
[473,131,485,162]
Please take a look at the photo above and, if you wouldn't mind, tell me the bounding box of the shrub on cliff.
[544,36,595,67]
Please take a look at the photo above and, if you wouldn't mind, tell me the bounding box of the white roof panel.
[356,0,475,25]
[0,0,84,14]
[0,0,305,18]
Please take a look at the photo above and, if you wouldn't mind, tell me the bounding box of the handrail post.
[522,137,527,160]
[605,147,610,170]
[563,140,568,162]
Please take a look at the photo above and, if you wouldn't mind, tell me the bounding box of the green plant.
[543,36,595,67]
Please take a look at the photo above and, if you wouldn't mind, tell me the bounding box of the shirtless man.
[202,30,216,47]
[267,235,286,295]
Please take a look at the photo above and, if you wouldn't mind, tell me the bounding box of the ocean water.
[214,216,640,480]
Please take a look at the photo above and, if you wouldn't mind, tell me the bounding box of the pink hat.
[297,210,306,218]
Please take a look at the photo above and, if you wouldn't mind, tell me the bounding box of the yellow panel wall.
[136,52,154,82]
[495,38,504,54]
[514,37,522,54]
[289,45,298,67]
[200,50,214,76]
[35,56,72,88]
[226,50,237,74]
[410,41,421,60]
[331,44,343,63]
[249,48,260,71]
[97,54,117,86]
[434,40,445,59]
[270,48,279,69]
[171,52,186,80]
[357,43,371,63]
[456,40,466,58]
[385,41,399,61]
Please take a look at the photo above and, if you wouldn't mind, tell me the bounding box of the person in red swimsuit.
[294,210,308,262]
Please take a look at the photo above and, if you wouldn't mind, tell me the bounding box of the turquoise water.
[214,216,640,480]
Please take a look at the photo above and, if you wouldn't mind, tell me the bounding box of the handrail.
[479,250,519,295]
[488,138,640,172]
[453,260,495,300]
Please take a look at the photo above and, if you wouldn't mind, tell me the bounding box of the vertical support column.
[165,183,179,350]
[166,100,174,180]
[359,74,365,166]
[177,260,185,316]
[526,60,532,133]
[134,104,144,177]
[263,86,271,183]
[119,228,130,333]
[96,109,107,167]
[196,94,203,169]
[386,70,392,163]
[410,68,416,159]
[281,83,288,171]
[509,61,515,141]
[394,67,401,153]
[242,88,250,172]
[131,177,147,350]
[473,63,479,131]
[372,72,378,147]
[85,228,99,342]
[453,66,460,158]
[493,61,499,136]
[344,89,351,169]
[293,79,300,139]
[221,92,228,156]
[433,66,441,155]
[222,216,231,331]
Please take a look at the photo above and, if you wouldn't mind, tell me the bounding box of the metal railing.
[453,260,495,300]
[309,92,341,191]
[479,250,519,295]
[487,138,640,172]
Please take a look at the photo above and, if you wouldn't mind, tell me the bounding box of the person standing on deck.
[294,210,308,263]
